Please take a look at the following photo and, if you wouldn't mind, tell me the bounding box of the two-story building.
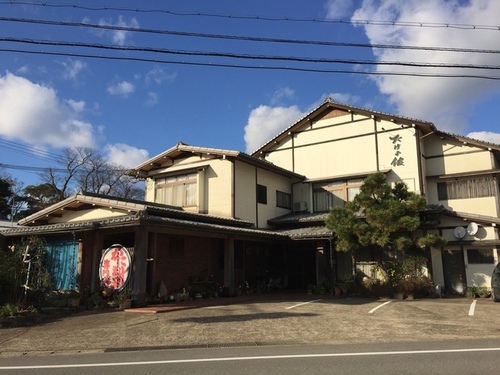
[1,98,499,302]
[253,98,500,296]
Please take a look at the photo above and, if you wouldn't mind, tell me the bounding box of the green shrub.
[0,250,23,305]
[400,276,433,298]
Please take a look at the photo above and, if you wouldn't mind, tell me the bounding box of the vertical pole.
[224,237,235,296]
[132,227,149,307]
[91,231,103,293]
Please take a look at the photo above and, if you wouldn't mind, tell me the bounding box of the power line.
[2,16,500,55]
[2,1,500,31]
[0,137,61,163]
[0,163,67,173]
[2,47,500,80]
[3,37,500,71]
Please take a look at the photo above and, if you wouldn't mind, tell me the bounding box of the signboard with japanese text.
[99,244,131,291]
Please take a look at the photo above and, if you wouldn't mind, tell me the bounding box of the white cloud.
[244,105,305,153]
[58,59,87,80]
[104,143,149,168]
[0,72,96,148]
[351,0,500,136]
[97,16,139,46]
[66,99,85,112]
[16,66,29,75]
[107,81,135,97]
[466,131,500,146]
[145,65,177,85]
[145,92,158,106]
[270,87,296,105]
[325,0,355,19]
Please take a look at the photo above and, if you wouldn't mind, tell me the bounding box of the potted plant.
[66,290,81,308]
[113,289,132,309]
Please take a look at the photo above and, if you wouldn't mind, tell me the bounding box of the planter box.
[119,299,132,310]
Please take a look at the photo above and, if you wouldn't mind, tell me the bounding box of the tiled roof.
[268,212,329,226]
[18,191,255,228]
[276,226,333,240]
[132,142,305,180]
[1,212,290,240]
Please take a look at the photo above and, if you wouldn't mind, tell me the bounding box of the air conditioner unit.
[293,201,307,212]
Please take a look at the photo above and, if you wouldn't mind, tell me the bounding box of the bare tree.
[39,147,143,202]
[40,147,98,201]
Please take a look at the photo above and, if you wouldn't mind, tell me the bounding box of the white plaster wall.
[49,208,126,223]
[255,168,294,228]
[203,159,233,217]
[424,136,494,176]
[465,248,498,288]
[264,114,422,194]
[234,161,257,223]
[144,178,155,202]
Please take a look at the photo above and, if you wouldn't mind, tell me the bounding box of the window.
[155,173,197,207]
[313,178,363,212]
[437,176,496,200]
[467,248,494,264]
[257,184,267,204]
[276,190,291,209]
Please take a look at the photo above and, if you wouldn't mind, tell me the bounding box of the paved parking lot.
[1,295,499,356]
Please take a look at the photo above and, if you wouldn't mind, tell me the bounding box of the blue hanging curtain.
[45,237,78,290]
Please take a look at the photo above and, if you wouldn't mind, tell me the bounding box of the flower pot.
[119,299,132,310]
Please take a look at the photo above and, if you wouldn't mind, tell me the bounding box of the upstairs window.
[437,176,496,200]
[257,184,267,204]
[155,173,197,207]
[276,190,291,209]
[313,178,363,212]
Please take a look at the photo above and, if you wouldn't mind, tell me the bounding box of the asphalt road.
[1,294,500,373]
[1,340,500,374]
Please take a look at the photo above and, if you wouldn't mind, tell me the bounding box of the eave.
[131,142,305,181]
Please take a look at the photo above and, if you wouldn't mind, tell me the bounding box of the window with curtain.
[276,190,291,209]
[437,176,497,200]
[155,173,197,207]
[313,178,363,212]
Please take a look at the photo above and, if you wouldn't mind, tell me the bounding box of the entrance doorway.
[442,249,466,296]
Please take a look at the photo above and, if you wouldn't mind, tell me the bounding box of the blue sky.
[1,0,500,188]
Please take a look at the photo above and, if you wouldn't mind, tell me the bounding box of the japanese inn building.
[2,98,500,304]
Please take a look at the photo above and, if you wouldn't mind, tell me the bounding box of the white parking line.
[468,300,477,316]
[368,300,392,314]
[285,299,322,310]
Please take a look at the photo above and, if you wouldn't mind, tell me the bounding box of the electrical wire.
[0,137,61,163]
[2,47,500,79]
[2,1,500,31]
[4,37,500,70]
[1,16,500,55]
[0,163,67,173]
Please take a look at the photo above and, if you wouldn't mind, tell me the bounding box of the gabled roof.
[251,97,438,156]
[131,141,305,180]
[436,130,500,152]
[17,191,255,228]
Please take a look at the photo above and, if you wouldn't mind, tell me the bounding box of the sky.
[1,0,500,189]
